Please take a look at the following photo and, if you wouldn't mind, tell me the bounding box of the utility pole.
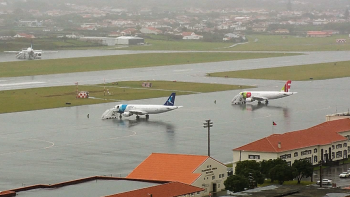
[319,160,323,187]
[203,120,213,157]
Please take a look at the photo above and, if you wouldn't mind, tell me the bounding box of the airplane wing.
[251,96,268,101]
[129,110,148,115]
[3,51,20,53]
[38,50,58,53]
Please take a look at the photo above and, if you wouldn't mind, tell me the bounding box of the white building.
[232,119,350,172]
[127,153,228,196]
[116,36,144,45]
[182,32,203,40]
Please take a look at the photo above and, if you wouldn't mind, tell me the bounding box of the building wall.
[192,158,227,196]
[326,113,350,121]
[232,151,276,171]
[232,140,350,173]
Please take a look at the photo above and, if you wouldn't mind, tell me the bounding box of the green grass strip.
[0,52,297,78]
[0,81,254,114]
[209,61,350,81]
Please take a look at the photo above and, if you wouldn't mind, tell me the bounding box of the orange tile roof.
[105,182,204,197]
[182,32,194,36]
[233,119,350,152]
[126,153,209,184]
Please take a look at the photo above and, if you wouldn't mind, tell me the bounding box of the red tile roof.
[307,31,332,35]
[182,32,194,36]
[105,182,203,197]
[126,153,209,184]
[233,119,350,152]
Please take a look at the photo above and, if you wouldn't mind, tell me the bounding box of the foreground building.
[232,118,350,171]
[0,176,203,197]
[127,153,228,196]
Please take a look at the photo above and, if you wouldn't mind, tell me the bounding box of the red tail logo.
[284,80,292,92]
[246,92,251,98]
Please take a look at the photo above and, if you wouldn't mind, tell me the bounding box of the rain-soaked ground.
[1,51,350,190]
[1,77,350,190]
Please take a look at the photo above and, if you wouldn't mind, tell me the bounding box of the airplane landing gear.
[265,100,269,105]
[136,115,140,120]
[146,115,149,120]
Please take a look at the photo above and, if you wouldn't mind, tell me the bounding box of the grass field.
[124,34,350,51]
[208,60,350,81]
[0,81,254,114]
[0,52,296,78]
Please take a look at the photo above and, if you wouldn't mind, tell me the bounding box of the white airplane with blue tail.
[101,93,182,120]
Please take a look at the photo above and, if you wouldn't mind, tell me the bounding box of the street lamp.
[203,119,213,157]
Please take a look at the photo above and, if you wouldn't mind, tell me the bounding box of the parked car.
[316,179,332,185]
[339,172,350,178]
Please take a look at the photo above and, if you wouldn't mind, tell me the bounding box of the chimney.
[278,142,281,149]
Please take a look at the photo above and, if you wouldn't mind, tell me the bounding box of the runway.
[0,51,350,91]
[0,51,350,190]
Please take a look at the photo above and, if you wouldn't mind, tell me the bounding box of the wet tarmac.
[0,50,160,63]
[1,51,350,190]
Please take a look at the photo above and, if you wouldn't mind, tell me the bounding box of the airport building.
[232,118,350,172]
[126,153,228,196]
[115,36,144,45]
[78,36,144,46]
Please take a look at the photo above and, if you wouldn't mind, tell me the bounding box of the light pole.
[203,119,213,157]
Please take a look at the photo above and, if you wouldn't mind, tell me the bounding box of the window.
[304,157,311,163]
[212,176,215,180]
[280,154,291,160]
[294,152,298,157]
[336,151,342,158]
[301,150,311,156]
[336,144,343,149]
[314,156,318,163]
[314,148,317,153]
[344,150,348,158]
[286,161,291,166]
[219,174,221,178]
[344,143,348,147]
[222,173,225,178]
[248,155,260,159]
[332,152,335,159]
[332,145,335,150]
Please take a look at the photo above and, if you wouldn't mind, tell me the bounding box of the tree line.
[224,158,313,192]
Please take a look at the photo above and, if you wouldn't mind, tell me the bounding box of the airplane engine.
[122,112,132,117]
[245,98,253,102]
[34,52,42,59]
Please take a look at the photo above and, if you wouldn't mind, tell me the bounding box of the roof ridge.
[265,137,278,152]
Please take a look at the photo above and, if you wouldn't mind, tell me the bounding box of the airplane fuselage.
[248,91,295,100]
[118,104,181,115]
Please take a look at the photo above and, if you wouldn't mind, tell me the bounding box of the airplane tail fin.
[281,80,292,92]
[164,93,176,106]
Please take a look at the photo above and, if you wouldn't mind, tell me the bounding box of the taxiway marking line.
[0,82,45,87]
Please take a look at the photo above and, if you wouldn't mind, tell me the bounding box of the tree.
[235,160,264,187]
[292,159,313,184]
[235,160,260,175]
[269,164,297,185]
[260,158,287,181]
[224,175,249,192]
